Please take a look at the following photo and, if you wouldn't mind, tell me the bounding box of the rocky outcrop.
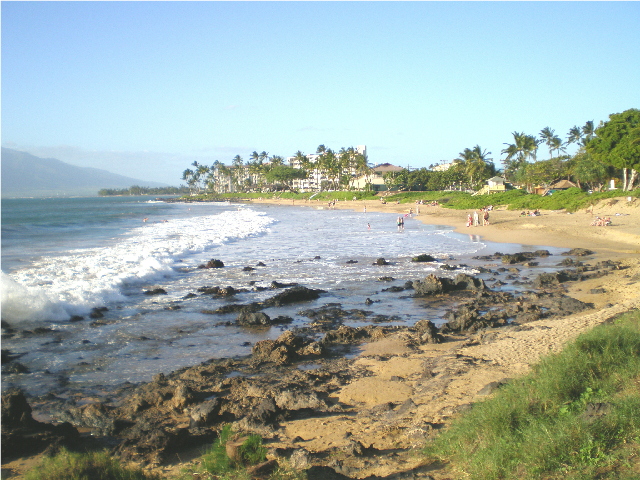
[413,273,485,296]
[2,389,80,459]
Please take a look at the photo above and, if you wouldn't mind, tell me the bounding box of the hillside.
[1,148,168,197]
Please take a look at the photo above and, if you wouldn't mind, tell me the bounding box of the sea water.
[1,196,564,397]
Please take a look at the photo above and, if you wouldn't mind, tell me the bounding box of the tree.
[501,132,540,184]
[570,150,611,191]
[587,108,640,191]
[567,125,583,146]
[181,168,196,194]
[264,165,307,191]
[458,145,493,188]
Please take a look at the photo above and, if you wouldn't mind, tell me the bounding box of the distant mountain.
[1,148,169,198]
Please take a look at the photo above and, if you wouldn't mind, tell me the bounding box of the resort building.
[287,145,368,192]
[351,162,404,191]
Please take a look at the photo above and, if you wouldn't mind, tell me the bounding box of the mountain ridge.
[1,147,169,197]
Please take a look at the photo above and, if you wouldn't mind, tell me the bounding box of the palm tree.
[540,127,558,159]
[567,125,583,145]
[259,151,269,164]
[181,168,196,194]
[269,155,284,166]
[582,121,595,141]
[458,145,492,187]
[550,136,566,158]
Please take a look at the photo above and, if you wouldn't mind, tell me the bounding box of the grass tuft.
[23,448,160,480]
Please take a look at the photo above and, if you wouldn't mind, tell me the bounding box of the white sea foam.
[1,209,273,324]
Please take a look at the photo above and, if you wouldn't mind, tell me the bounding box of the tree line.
[98,186,190,196]
[181,108,640,194]
[181,145,369,194]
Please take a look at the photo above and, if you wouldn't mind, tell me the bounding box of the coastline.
[3,196,639,479]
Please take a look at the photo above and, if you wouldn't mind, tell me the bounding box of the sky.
[2,1,639,186]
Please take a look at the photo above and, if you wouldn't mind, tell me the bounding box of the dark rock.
[562,248,594,257]
[440,264,458,270]
[2,362,29,374]
[345,259,358,264]
[199,258,225,269]
[189,398,221,427]
[373,257,389,265]
[413,319,443,344]
[237,310,271,326]
[1,389,37,428]
[252,331,310,365]
[342,439,377,457]
[2,389,80,460]
[412,274,447,295]
[271,315,294,325]
[378,276,395,282]
[412,254,436,262]
[246,459,278,478]
[243,266,256,271]
[242,398,280,428]
[262,286,325,307]
[144,288,167,296]
[306,466,351,480]
[589,288,606,294]
[501,253,528,264]
[256,262,266,267]
[89,307,108,319]
[289,448,312,469]
[454,273,486,291]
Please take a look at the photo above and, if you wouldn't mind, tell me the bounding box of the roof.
[372,163,404,173]
[550,179,577,189]
[487,176,506,183]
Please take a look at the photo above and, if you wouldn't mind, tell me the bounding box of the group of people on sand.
[591,216,612,226]
[466,208,490,227]
[520,210,541,217]
[415,200,439,206]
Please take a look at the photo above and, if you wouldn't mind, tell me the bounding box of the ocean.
[1,196,564,398]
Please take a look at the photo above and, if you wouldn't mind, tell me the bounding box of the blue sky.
[2,1,639,186]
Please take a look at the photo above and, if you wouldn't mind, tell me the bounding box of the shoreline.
[3,197,639,479]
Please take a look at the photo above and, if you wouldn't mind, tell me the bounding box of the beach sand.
[239,195,640,479]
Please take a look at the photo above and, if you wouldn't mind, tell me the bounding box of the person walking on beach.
[483,209,490,226]
[473,210,479,227]
[466,213,472,227]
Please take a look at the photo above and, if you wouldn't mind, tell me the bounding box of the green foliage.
[99,186,190,196]
[588,108,640,171]
[192,424,267,479]
[24,448,160,480]
[425,309,640,480]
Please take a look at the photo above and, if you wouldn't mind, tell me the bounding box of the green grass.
[424,309,640,479]
[23,448,160,480]
[193,187,639,213]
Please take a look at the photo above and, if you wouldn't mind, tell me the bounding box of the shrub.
[199,424,267,476]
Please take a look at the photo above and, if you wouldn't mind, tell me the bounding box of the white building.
[287,145,367,192]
